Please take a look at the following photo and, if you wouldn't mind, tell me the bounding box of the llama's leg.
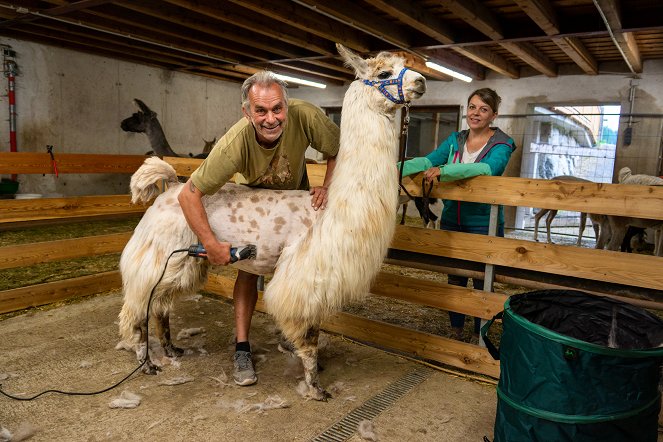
[281,320,330,401]
[138,318,161,375]
[577,212,587,246]
[606,218,627,251]
[155,310,184,358]
[533,209,547,242]
[545,210,558,243]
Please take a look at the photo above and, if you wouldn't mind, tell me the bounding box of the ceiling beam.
[224,0,373,53]
[365,0,507,80]
[513,0,598,74]
[443,0,557,77]
[116,0,309,61]
[393,51,452,81]
[41,0,116,16]
[293,0,415,50]
[162,0,336,56]
[594,0,642,73]
[454,45,519,79]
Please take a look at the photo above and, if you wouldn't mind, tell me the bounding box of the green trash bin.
[482,290,663,442]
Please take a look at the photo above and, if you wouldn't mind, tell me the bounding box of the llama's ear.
[134,99,152,114]
[336,44,368,78]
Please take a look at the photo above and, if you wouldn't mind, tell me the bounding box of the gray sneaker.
[233,351,257,386]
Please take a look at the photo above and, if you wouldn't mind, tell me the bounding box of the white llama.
[118,44,426,400]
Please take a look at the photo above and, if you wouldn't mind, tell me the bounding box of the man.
[178,71,339,386]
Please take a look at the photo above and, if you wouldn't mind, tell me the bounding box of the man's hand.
[203,240,232,265]
[310,186,329,210]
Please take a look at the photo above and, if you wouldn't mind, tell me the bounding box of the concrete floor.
[0,290,498,442]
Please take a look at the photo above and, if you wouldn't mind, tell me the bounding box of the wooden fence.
[2,152,663,379]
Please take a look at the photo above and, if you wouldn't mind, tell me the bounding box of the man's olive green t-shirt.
[191,99,340,194]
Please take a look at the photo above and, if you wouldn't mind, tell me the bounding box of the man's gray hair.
[241,71,289,110]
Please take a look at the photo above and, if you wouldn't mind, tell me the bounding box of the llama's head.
[337,44,426,112]
[120,99,158,134]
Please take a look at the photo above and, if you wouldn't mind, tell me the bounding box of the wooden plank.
[0,195,146,224]
[372,271,507,320]
[0,152,147,174]
[392,225,663,291]
[323,312,500,378]
[203,273,499,378]
[0,232,131,270]
[401,174,663,220]
[0,271,121,314]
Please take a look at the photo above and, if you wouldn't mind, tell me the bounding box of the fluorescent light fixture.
[274,73,327,89]
[425,61,473,83]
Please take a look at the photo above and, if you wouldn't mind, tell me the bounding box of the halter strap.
[363,67,409,105]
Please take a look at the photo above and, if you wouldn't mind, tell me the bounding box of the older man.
[178,71,339,386]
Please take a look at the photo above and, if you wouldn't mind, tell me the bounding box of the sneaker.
[233,351,257,386]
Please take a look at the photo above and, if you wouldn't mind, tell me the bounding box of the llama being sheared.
[117,44,425,400]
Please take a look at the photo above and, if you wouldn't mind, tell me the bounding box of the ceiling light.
[274,73,327,89]
[425,61,473,83]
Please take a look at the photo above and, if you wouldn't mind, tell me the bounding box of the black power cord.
[0,248,189,401]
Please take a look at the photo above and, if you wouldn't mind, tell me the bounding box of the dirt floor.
[0,290,499,442]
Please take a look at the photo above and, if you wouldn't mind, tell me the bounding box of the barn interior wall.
[0,38,242,196]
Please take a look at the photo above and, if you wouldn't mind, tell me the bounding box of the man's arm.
[177,179,231,265]
[310,155,336,210]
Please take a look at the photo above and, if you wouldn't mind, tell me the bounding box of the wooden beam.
[594,0,643,72]
[0,195,146,224]
[0,233,131,270]
[401,173,663,220]
[294,0,415,49]
[512,0,559,35]
[554,36,598,75]
[224,0,373,53]
[419,48,485,81]
[444,0,504,41]
[372,271,507,320]
[452,45,519,79]
[0,271,121,314]
[393,51,453,81]
[0,152,146,174]
[499,41,557,77]
[162,0,336,56]
[364,0,454,44]
[392,225,663,292]
[513,0,598,74]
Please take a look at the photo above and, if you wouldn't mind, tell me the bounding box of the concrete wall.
[0,38,243,196]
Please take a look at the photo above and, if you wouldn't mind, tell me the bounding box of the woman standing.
[400,88,516,341]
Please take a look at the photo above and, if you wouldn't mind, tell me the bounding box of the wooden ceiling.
[1,0,662,85]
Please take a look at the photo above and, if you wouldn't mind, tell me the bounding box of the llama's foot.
[304,384,332,402]
[163,343,184,357]
[142,360,161,375]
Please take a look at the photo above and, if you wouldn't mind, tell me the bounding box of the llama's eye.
[377,71,391,79]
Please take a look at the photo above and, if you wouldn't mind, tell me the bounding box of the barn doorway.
[516,104,620,239]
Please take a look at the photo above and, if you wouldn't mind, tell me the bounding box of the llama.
[532,176,599,246]
[118,45,426,400]
[120,98,214,158]
[600,167,663,255]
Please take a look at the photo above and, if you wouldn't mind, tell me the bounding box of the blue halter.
[363,67,409,105]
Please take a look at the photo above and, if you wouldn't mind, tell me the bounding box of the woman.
[400,88,516,341]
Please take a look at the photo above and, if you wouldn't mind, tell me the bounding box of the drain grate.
[311,366,435,442]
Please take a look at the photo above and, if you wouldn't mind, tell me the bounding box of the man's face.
[243,83,288,147]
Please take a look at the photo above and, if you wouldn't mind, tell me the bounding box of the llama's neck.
[146,120,179,157]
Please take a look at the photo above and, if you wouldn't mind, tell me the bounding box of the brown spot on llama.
[274,216,286,234]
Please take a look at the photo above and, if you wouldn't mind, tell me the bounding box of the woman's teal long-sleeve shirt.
[401,128,516,227]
